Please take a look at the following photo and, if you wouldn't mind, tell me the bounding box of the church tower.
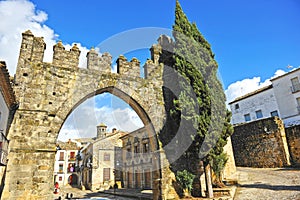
[97,123,107,139]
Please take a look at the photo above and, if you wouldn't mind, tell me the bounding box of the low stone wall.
[231,117,291,168]
[285,125,300,166]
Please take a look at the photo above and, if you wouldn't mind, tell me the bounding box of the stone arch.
[54,86,155,139]
[2,31,167,199]
[53,85,162,193]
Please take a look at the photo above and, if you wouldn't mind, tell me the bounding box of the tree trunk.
[205,163,213,198]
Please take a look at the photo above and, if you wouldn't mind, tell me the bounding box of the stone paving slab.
[234,167,300,200]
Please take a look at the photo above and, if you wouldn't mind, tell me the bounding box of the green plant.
[176,170,195,193]
[211,152,228,186]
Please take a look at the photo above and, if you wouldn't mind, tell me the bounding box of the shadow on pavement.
[238,184,300,191]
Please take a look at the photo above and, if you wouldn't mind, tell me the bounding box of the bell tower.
[97,123,107,139]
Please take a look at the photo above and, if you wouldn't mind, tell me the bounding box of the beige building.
[120,126,159,189]
[80,123,127,190]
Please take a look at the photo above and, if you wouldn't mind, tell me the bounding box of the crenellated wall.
[86,48,112,72]
[2,30,173,200]
[116,55,141,77]
[3,30,234,200]
[52,41,80,69]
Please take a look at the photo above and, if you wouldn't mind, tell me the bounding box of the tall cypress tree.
[160,0,233,197]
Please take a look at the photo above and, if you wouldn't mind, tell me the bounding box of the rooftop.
[0,61,17,108]
[229,84,273,104]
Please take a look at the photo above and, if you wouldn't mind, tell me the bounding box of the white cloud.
[0,0,89,74]
[58,95,143,142]
[0,0,142,142]
[225,69,287,107]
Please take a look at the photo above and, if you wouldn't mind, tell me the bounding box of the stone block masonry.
[2,30,172,200]
[231,117,291,168]
[2,30,235,200]
[285,125,300,166]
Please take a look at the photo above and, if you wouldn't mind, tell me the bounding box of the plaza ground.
[234,167,300,200]
[53,167,300,200]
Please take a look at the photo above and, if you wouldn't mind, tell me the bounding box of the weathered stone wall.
[222,137,236,179]
[285,125,300,166]
[3,30,235,200]
[231,117,291,168]
[2,31,169,200]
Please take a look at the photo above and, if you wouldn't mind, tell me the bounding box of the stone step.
[223,179,238,186]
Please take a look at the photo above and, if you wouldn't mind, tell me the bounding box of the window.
[126,147,131,159]
[104,153,110,161]
[270,110,279,117]
[244,114,251,122]
[59,176,62,181]
[134,144,140,157]
[68,163,74,173]
[296,97,300,113]
[143,142,149,153]
[255,110,263,119]
[134,145,139,153]
[235,104,239,110]
[69,152,75,160]
[103,168,110,181]
[59,152,64,161]
[291,77,300,93]
[59,164,63,173]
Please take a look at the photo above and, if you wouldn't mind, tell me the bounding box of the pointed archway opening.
[57,92,143,142]
[54,87,161,196]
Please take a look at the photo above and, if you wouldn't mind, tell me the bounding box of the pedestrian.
[54,182,59,194]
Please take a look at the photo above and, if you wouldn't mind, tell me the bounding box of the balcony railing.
[291,83,300,93]
[68,157,76,161]
[0,149,8,165]
[0,131,9,166]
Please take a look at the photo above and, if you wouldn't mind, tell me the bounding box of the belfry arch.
[1,30,175,200]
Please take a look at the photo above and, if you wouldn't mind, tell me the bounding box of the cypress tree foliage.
[160,0,234,196]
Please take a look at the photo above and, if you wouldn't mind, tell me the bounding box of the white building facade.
[271,68,300,126]
[229,68,300,127]
[53,142,79,187]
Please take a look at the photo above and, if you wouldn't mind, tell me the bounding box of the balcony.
[68,157,76,161]
[291,83,300,93]
[0,131,9,166]
[0,149,8,166]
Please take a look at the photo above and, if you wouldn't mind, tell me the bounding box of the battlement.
[116,55,141,77]
[52,41,81,69]
[16,30,163,80]
[86,47,112,72]
[17,30,46,68]
[144,43,162,79]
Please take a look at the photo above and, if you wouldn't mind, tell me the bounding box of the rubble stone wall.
[285,125,300,166]
[231,117,291,168]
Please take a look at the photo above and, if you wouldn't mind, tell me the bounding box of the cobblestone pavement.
[234,167,300,200]
[53,185,140,200]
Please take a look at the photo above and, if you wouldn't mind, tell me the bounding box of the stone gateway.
[2,30,177,200]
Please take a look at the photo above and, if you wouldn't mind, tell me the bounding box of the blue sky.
[0,0,299,140]
[29,0,300,87]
